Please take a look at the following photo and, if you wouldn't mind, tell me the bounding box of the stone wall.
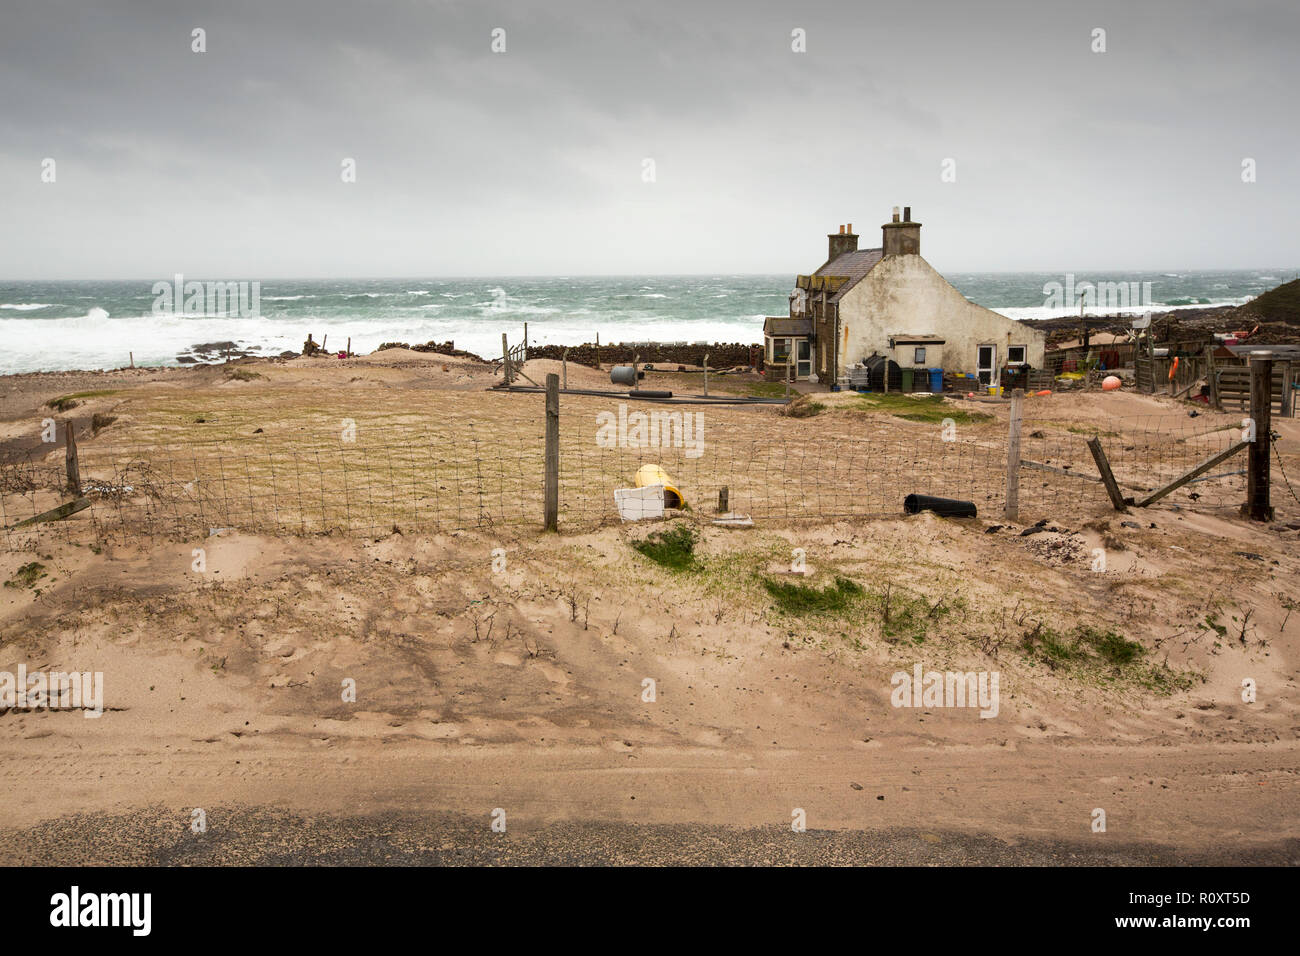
[375,340,762,368]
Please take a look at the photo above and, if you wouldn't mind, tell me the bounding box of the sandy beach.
[1,351,1296,864]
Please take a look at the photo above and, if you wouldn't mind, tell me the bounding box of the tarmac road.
[2,806,1296,866]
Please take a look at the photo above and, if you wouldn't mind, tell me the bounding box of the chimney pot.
[827,222,859,260]
[882,206,921,257]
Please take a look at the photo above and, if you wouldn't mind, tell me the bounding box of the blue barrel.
[928,368,943,393]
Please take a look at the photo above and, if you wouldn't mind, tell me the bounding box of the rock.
[850,782,864,791]
[1120,521,1141,529]
[1020,526,1045,537]
[271,643,295,657]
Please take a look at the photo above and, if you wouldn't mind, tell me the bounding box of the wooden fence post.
[562,348,568,390]
[523,322,528,361]
[1086,436,1128,512]
[1004,388,1024,520]
[1244,352,1274,521]
[717,486,729,513]
[595,332,600,370]
[544,373,559,531]
[502,333,511,385]
[1204,345,1220,410]
[703,353,709,397]
[65,420,81,496]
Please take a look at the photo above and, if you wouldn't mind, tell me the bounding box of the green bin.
[901,368,915,392]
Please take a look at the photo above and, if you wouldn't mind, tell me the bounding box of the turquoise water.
[0,270,1292,373]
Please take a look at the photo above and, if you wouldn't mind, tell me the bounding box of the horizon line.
[2,267,1297,284]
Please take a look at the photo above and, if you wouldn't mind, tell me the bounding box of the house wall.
[836,255,1047,378]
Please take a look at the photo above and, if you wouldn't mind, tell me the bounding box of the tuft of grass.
[5,562,47,589]
[742,381,791,398]
[632,524,699,571]
[91,412,117,433]
[855,393,992,425]
[225,368,264,382]
[44,389,119,412]
[781,395,825,418]
[1020,623,1165,679]
[763,575,863,614]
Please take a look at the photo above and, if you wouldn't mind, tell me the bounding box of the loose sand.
[0,354,1296,864]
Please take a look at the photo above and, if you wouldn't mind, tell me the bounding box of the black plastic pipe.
[904,494,977,518]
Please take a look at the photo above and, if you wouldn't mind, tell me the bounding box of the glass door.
[796,339,811,378]
[977,344,996,386]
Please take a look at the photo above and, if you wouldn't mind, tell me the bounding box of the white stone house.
[777,208,1047,389]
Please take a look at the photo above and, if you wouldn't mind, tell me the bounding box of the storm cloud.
[1,0,1296,277]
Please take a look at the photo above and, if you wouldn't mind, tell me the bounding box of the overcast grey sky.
[1,0,1296,277]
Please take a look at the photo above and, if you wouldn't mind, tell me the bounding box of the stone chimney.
[827,222,858,262]
[882,205,921,257]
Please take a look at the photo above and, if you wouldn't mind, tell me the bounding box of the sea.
[0,270,1294,374]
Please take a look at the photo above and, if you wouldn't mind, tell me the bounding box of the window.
[913,347,927,365]
[772,337,791,364]
[1008,345,1027,365]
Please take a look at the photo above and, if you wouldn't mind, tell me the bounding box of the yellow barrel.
[634,464,684,509]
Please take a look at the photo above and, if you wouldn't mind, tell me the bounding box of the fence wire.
[0,399,1270,547]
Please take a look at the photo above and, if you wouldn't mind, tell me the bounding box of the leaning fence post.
[502,333,511,385]
[1087,436,1128,512]
[1004,388,1024,520]
[65,420,81,496]
[544,373,559,531]
[1244,351,1274,521]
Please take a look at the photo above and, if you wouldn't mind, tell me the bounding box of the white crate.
[614,484,665,521]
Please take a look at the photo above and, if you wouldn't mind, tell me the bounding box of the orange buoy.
[1102,375,1122,391]
[1167,355,1179,380]
[1035,389,1052,397]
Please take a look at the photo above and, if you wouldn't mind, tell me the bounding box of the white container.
[614,484,665,521]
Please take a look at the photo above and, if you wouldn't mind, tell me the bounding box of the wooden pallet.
[1214,367,1291,414]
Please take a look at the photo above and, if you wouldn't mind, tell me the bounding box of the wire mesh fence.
[0,394,1272,548]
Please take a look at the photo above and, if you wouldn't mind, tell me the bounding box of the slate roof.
[814,248,884,302]
[764,317,813,337]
